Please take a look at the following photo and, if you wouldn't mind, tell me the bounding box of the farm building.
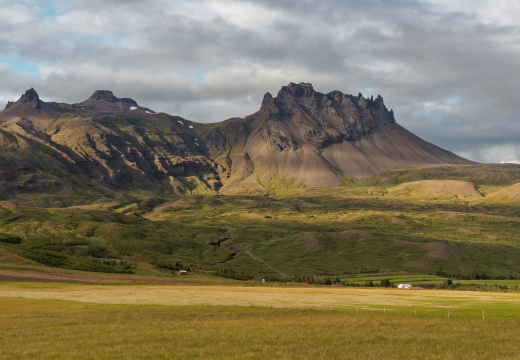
[397,284,412,289]
[178,270,188,275]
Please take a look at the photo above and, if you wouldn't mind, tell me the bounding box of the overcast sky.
[1,0,520,163]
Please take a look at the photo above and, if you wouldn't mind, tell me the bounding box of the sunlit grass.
[2,283,520,320]
[2,178,520,279]
[1,298,520,359]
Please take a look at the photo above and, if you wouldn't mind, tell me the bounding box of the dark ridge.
[277,82,316,98]
[20,88,40,103]
[88,90,137,106]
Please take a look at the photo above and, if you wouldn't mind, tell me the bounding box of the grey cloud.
[1,0,519,163]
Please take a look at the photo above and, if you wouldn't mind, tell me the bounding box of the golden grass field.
[2,282,520,320]
[1,297,520,359]
[2,282,520,359]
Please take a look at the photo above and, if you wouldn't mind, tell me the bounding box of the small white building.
[398,284,413,289]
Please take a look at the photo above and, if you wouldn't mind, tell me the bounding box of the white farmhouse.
[397,284,413,289]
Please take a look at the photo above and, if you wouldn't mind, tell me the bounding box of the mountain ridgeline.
[0,83,468,203]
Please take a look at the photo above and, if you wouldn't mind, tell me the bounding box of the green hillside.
[1,167,520,281]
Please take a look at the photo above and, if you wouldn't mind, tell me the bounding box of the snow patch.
[146,111,157,114]
[194,142,199,146]
[177,120,184,125]
[189,125,193,129]
[130,106,137,111]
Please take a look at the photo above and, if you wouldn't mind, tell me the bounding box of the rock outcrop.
[76,90,139,111]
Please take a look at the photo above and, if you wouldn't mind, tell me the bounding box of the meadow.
[3,178,520,282]
[2,166,520,359]
[1,284,520,359]
[2,281,520,320]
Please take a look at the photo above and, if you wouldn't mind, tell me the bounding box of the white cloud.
[458,143,520,164]
[428,0,520,26]
[0,2,39,25]
[1,0,520,164]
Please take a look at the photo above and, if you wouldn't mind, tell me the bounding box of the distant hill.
[387,180,483,199]
[0,89,216,205]
[3,86,520,282]
[0,84,469,203]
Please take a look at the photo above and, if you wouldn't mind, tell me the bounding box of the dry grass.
[1,298,520,359]
[2,283,520,320]
[387,180,482,199]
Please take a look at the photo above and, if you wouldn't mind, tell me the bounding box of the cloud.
[1,0,519,163]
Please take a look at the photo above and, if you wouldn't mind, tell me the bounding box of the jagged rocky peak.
[21,88,40,103]
[88,90,137,106]
[0,88,69,120]
[278,82,316,98]
[260,92,279,114]
[5,88,43,110]
[258,82,396,126]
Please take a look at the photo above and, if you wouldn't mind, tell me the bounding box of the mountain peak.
[89,90,118,102]
[21,88,40,104]
[8,88,43,111]
[260,92,279,115]
[278,82,315,98]
[87,90,137,106]
[0,88,67,120]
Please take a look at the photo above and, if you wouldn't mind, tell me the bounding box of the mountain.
[200,83,469,192]
[0,84,469,203]
[3,86,520,281]
[0,89,219,205]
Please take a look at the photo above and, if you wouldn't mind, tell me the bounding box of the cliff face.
[0,84,470,201]
[259,83,396,149]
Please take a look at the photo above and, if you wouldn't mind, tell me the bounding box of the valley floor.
[1,294,520,359]
[1,280,520,321]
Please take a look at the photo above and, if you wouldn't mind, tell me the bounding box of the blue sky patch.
[43,7,59,18]
[0,58,39,74]
[189,73,204,83]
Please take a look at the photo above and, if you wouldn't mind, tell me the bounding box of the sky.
[1,0,520,163]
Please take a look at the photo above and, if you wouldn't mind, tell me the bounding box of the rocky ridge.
[199,82,468,190]
[0,83,470,202]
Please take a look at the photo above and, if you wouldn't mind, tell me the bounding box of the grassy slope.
[140,186,520,278]
[2,170,520,280]
[0,201,232,275]
[355,163,520,187]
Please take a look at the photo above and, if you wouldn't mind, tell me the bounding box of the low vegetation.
[1,296,520,359]
[1,165,520,284]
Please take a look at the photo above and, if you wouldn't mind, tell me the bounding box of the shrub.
[86,244,108,258]
[25,251,68,267]
[379,279,392,287]
[0,235,22,244]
